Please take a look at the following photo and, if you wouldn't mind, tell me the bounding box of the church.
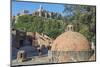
[14,5,62,19]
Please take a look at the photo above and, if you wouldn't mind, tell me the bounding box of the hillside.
[12,15,65,39]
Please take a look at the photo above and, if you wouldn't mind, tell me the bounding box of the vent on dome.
[65,24,74,31]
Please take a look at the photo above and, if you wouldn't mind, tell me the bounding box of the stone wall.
[49,50,94,63]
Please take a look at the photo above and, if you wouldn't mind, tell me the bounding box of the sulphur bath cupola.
[50,23,93,63]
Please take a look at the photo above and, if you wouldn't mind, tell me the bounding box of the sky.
[12,1,65,16]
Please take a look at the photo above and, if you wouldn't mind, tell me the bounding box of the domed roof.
[51,31,91,51]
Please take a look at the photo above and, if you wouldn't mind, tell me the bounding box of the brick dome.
[50,25,93,63]
[51,31,91,51]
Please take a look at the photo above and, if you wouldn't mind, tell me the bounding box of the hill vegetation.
[12,5,96,44]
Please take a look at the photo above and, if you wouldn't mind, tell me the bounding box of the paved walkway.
[12,55,51,66]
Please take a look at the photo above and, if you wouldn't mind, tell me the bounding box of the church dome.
[51,24,91,51]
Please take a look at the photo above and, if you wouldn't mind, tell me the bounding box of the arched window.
[20,53,23,58]
[66,24,74,31]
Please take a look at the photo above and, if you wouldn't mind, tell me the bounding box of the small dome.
[51,31,91,51]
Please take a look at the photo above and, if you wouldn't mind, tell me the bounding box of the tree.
[63,5,96,42]
[13,15,65,39]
